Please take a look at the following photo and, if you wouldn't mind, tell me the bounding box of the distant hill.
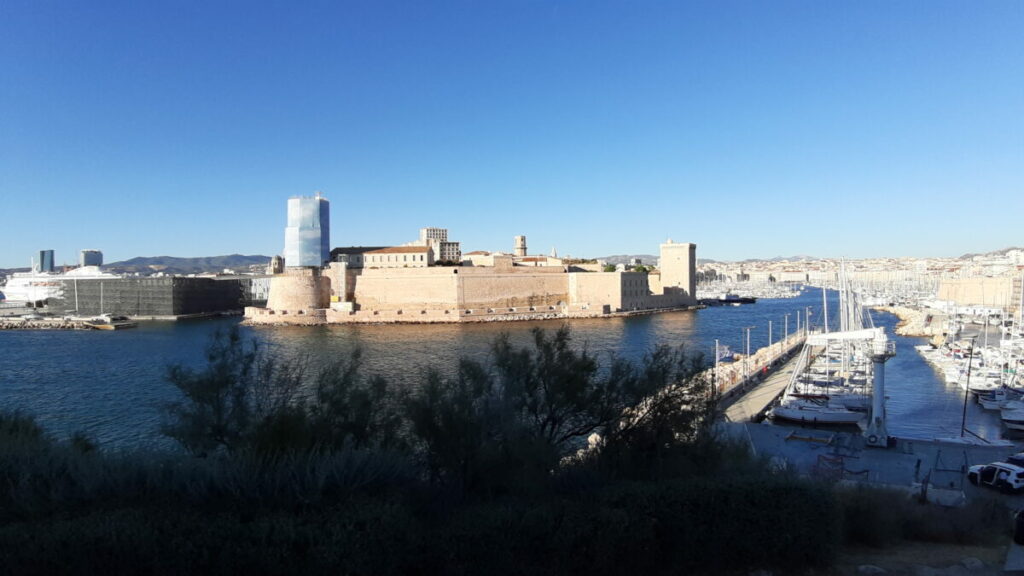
[599,254,723,266]
[740,255,818,263]
[597,254,659,266]
[106,254,273,275]
[0,255,271,281]
[959,246,1024,259]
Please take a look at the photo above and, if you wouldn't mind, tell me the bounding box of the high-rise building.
[80,249,103,267]
[38,250,55,273]
[283,193,330,267]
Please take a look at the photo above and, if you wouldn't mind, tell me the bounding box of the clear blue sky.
[2,1,1021,268]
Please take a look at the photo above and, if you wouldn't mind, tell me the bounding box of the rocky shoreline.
[0,319,92,331]
[243,305,703,327]
[872,306,948,346]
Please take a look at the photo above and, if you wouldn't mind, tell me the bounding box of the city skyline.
[2,1,1022,269]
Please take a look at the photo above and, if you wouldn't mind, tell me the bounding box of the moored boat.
[85,314,137,331]
[770,396,865,425]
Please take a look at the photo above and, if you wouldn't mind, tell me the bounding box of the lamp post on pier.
[805,306,813,335]
[784,313,790,345]
[768,320,773,361]
[743,325,755,382]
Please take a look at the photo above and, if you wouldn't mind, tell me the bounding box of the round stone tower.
[266,267,330,312]
[514,235,527,257]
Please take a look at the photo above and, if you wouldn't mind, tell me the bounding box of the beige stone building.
[246,238,700,325]
[658,240,697,302]
[937,274,1023,317]
[410,227,461,262]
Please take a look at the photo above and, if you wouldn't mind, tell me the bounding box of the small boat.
[1002,409,1024,431]
[85,314,137,331]
[718,292,756,305]
[979,388,1017,410]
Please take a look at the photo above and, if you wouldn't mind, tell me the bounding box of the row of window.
[342,253,427,264]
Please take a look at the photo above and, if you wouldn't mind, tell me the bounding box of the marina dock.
[721,350,804,423]
[712,333,807,422]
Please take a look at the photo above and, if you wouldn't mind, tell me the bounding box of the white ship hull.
[770,400,865,425]
[1,266,121,304]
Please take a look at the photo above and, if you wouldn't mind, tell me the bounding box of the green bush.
[403,327,717,494]
[414,475,837,575]
[1,409,837,575]
[0,326,880,574]
[0,497,420,575]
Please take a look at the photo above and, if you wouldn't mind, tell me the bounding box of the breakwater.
[0,318,92,331]
[703,333,806,396]
[872,306,948,346]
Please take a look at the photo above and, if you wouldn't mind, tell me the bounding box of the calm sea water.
[0,289,1005,449]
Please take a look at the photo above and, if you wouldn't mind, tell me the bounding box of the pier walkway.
[711,333,806,422]
[721,353,802,423]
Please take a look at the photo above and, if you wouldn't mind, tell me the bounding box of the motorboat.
[85,314,137,331]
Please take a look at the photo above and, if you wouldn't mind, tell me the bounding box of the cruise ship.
[0,266,121,304]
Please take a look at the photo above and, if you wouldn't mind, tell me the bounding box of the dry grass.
[830,542,1007,575]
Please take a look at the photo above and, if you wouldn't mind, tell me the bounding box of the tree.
[164,328,405,456]
[162,327,305,456]
[309,349,405,451]
[403,360,496,490]
[587,345,719,479]
[402,327,715,493]
[602,264,617,272]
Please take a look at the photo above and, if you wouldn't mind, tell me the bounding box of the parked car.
[967,462,1024,493]
[1005,453,1024,468]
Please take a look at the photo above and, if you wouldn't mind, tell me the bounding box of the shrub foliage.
[2,326,1005,574]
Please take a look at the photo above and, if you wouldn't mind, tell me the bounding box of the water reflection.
[0,288,1011,449]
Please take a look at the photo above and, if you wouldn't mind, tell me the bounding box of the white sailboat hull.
[770,401,865,425]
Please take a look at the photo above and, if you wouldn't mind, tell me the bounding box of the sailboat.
[769,263,895,441]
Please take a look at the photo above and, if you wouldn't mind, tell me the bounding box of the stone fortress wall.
[245,209,700,325]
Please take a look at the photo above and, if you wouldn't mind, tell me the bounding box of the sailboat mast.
[823,286,829,334]
[960,338,977,438]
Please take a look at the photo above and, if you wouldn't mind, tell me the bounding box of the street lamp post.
[784,313,790,345]
[768,320,773,361]
[714,339,720,389]
[805,306,813,335]
[744,325,755,382]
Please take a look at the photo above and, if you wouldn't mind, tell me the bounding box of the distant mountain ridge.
[106,254,272,275]
[959,246,1024,259]
[3,246,1021,281]
[742,255,818,263]
[597,254,659,266]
